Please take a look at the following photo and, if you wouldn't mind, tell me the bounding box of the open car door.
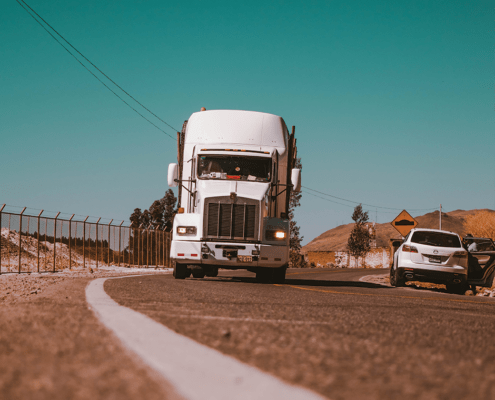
[467,251,495,287]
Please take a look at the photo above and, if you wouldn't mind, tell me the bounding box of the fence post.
[137,224,142,266]
[165,231,170,268]
[96,217,101,269]
[53,211,60,272]
[0,204,5,275]
[129,226,134,267]
[37,210,43,273]
[162,227,167,267]
[107,219,113,266]
[118,221,124,267]
[146,226,150,268]
[18,207,27,274]
[83,216,89,268]
[69,214,75,270]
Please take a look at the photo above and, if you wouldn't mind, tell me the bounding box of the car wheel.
[394,265,406,287]
[446,281,468,295]
[390,264,397,286]
[173,262,188,279]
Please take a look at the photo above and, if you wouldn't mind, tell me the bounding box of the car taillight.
[402,245,418,253]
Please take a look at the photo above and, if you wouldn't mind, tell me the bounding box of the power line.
[302,186,439,212]
[302,190,398,215]
[16,0,178,140]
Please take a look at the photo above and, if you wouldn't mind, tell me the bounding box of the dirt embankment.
[0,268,181,400]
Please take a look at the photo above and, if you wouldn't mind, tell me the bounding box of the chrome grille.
[204,198,258,240]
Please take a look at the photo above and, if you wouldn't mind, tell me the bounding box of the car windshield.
[198,155,271,182]
[411,231,461,248]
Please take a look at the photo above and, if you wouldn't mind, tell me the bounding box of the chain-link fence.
[0,205,171,274]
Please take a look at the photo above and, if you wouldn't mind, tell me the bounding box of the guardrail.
[0,204,171,274]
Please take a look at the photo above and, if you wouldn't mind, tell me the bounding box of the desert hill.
[302,209,495,253]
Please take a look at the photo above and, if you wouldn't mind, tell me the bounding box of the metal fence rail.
[0,204,171,274]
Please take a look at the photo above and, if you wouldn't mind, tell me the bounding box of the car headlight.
[266,230,286,241]
[177,226,197,235]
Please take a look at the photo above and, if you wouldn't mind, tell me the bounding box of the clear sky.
[1,0,494,244]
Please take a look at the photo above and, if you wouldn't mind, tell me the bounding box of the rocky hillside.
[303,209,495,253]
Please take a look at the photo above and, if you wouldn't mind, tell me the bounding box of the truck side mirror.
[291,168,301,192]
[168,163,178,187]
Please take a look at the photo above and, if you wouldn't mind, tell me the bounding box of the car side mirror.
[168,163,178,187]
[291,168,301,192]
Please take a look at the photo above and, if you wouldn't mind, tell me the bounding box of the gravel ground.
[0,266,182,400]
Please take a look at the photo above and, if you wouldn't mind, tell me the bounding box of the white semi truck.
[167,109,300,283]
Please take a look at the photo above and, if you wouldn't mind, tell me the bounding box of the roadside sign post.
[391,210,418,237]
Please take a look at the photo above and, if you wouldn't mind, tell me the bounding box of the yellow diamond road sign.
[391,210,418,237]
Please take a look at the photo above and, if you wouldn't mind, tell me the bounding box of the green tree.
[347,204,370,267]
[160,189,177,232]
[129,189,177,231]
[130,208,143,228]
[289,157,304,268]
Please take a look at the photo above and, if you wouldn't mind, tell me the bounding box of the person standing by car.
[464,234,483,279]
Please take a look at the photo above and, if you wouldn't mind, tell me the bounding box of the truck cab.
[167,109,300,283]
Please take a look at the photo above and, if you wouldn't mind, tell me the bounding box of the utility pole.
[439,204,442,230]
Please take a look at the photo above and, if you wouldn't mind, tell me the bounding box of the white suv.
[390,228,469,294]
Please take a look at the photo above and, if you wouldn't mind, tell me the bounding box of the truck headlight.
[177,226,197,235]
[266,230,286,240]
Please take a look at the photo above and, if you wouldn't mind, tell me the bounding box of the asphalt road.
[106,268,495,400]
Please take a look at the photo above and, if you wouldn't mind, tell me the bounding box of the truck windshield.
[198,155,271,182]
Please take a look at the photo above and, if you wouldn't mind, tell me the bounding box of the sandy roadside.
[0,267,183,400]
[360,272,495,296]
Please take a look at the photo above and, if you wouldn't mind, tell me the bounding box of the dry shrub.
[464,211,495,240]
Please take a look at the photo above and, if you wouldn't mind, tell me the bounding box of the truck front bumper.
[171,240,288,268]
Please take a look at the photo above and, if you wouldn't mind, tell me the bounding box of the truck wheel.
[272,266,286,284]
[173,263,188,279]
[205,267,218,277]
[191,267,206,279]
[256,270,270,283]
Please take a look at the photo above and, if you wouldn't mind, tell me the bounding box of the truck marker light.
[178,253,184,257]
[178,208,184,214]
[191,254,198,257]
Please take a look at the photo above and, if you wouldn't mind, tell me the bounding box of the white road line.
[86,277,328,400]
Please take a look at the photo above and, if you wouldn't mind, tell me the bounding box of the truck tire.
[255,269,270,283]
[173,263,188,279]
[272,266,287,284]
[205,267,218,277]
[256,267,286,284]
[191,267,206,279]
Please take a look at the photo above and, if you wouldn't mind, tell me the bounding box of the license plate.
[237,255,252,263]
[429,255,441,263]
